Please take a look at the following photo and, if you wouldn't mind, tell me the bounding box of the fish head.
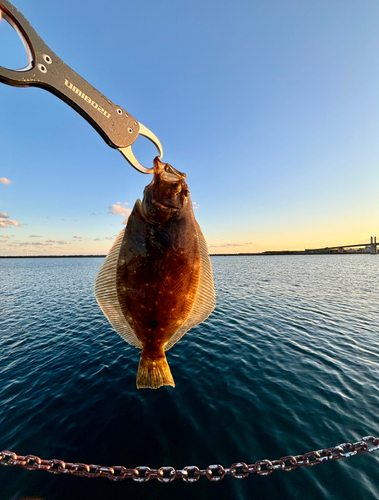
[141,157,190,223]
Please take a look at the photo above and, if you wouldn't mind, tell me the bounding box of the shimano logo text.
[65,79,111,118]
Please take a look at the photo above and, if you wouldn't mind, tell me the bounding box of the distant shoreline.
[0,252,375,259]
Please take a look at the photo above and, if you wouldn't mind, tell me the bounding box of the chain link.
[1,436,378,483]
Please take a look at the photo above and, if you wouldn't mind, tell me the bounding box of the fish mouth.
[153,157,186,181]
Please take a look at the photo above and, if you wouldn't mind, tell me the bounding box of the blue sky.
[1,0,378,255]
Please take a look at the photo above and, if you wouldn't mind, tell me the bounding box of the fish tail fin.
[136,351,175,389]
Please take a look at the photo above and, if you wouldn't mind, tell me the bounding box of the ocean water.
[0,255,378,500]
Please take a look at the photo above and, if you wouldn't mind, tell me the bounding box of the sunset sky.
[1,0,378,255]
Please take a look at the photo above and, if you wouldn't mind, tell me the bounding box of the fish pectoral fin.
[136,351,175,389]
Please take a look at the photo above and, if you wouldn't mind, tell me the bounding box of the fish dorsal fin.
[94,229,142,349]
[165,222,215,351]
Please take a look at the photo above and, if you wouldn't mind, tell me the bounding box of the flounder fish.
[95,157,215,389]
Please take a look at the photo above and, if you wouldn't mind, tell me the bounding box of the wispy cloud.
[73,235,82,239]
[0,218,20,228]
[0,178,12,185]
[0,212,21,228]
[208,242,253,248]
[108,201,131,216]
[29,235,42,238]
[9,239,71,248]
[0,235,9,239]
[193,201,200,210]
[15,242,52,247]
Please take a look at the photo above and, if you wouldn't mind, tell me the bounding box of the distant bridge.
[305,236,378,254]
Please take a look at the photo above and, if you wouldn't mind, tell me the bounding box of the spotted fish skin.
[95,158,215,389]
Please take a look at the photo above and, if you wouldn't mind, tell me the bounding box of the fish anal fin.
[136,351,175,389]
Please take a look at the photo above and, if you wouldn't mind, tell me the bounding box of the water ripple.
[0,255,378,500]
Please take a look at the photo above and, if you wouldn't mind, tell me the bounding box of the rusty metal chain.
[0,436,378,483]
